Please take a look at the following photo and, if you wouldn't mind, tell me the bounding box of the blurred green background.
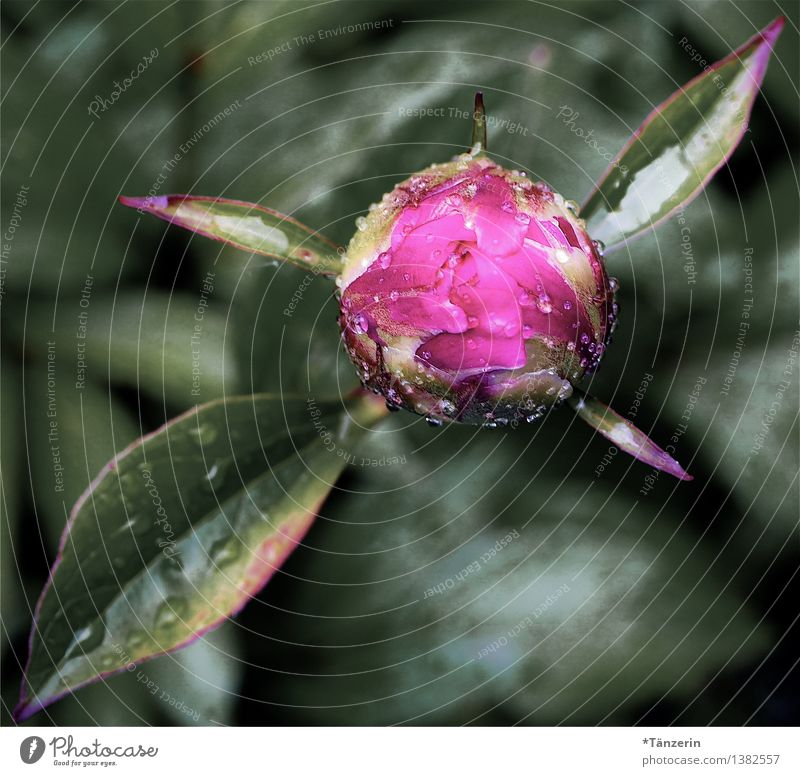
[2,0,798,725]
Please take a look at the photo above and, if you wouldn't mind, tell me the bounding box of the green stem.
[471,91,487,152]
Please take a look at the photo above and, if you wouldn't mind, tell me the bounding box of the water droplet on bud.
[354,313,369,334]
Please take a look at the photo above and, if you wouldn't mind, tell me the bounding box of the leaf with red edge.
[568,389,693,481]
[581,17,784,251]
[119,195,342,276]
[15,392,386,721]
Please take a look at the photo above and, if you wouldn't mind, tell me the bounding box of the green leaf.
[85,290,236,408]
[580,18,784,250]
[25,360,141,549]
[257,423,769,724]
[1,362,26,650]
[12,290,238,411]
[16,391,386,721]
[119,195,343,276]
[660,331,799,561]
[0,2,188,292]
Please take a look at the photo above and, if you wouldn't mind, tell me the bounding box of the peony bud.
[337,151,617,426]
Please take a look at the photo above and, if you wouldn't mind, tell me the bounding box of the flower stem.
[471,91,487,152]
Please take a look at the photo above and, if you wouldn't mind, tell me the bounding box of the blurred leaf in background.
[2,0,797,725]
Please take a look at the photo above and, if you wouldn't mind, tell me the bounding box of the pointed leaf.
[16,391,386,721]
[119,195,343,276]
[567,389,692,481]
[581,18,783,250]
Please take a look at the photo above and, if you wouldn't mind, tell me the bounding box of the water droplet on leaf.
[210,537,241,567]
[189,423,218,447]
[154,597,188,634]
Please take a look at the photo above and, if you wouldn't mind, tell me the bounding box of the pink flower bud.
[338,153,616,425]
